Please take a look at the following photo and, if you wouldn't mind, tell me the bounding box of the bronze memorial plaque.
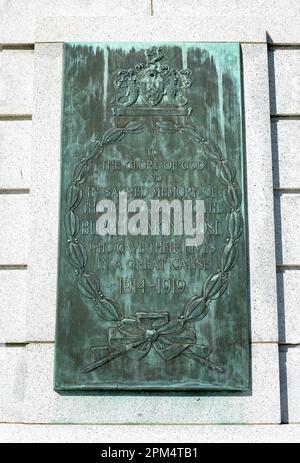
[55,43,250,391]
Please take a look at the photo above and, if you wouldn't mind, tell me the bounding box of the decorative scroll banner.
[55,43,250,391]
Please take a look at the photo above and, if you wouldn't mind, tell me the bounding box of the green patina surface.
[55,42,250,391]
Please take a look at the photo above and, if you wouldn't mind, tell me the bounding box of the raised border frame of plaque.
[54,42,250,391]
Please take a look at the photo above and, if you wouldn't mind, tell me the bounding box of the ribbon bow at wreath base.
[83,312,224,373]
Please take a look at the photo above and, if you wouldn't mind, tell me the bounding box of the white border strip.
[35,16,267,44]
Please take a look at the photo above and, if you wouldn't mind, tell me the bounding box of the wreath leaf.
[98,297,122,321]
[66,185,82,209]
[78,273,100,299]
[64,210,79,237]
[203,273,223,299]
[102,127,125,145]
[203,140,222,162]
[67,241,87,271]
[184,296,208,321]
[228,211,242,240]
[220,243,237,273]
[85,140,102,160]
[216,159,236,185]
[224,185,241,210]
[73,160,89,185]
[125,121,144,133]
[180,126,200,143]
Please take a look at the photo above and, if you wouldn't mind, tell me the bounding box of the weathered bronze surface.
[55,42,250,391]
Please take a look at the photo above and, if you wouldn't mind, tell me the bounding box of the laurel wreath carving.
[64,120,243,374]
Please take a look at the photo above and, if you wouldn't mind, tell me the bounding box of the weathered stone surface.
[0,270,27,343]
[265,17,300,45]
[154,0,300,18]
[0,423,299,443]
[0,346,25,422]
[34,15,300,46]
[277,270,300,344]
[0,120,32,189]
[27,44,63,342]
[34,16,266,43]
[280,347,300,424]
[153,2,300,45]
[23,343,280,424]
[0,0,151,43]
[0,194,29,264]
[274,194,300,265]
[271,119,300,189]
[269,49,300,115]
[0,50,33,115]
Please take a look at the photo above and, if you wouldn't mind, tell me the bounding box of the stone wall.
[0,1,299,442]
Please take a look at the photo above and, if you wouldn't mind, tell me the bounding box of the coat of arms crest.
[113,46,192,109]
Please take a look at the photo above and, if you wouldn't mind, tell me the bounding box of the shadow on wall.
[267,35,289,424]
